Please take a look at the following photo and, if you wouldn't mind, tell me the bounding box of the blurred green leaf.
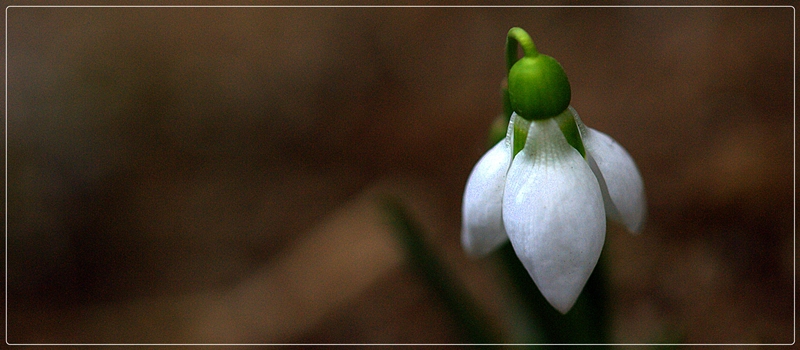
[382,196,500,344]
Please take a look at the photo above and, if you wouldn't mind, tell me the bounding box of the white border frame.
[4,4,796,347]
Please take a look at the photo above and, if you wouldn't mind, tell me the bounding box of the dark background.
[5,5,794,344]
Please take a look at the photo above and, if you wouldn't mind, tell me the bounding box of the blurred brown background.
[5,5,794,345]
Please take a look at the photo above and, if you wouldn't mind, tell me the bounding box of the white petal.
[571,107,647,233]
[502,118,606,314]
[461,116,518,256]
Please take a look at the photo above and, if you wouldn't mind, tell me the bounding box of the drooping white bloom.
[461,108,646,314]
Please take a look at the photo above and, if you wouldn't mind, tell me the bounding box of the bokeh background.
[5,4,794,344]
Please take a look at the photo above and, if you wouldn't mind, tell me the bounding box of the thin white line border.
[4,3,795,347]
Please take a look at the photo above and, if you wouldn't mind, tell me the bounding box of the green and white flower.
[461,28,646,314]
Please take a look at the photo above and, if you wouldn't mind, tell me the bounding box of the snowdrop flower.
[462,28,646,314]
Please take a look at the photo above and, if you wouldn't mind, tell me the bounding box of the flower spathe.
[461,107,646,314]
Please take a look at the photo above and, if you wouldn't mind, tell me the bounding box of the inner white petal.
[502,118,606,314]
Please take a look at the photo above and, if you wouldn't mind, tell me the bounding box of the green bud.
[508,55,571,120]
[506,27,571,120]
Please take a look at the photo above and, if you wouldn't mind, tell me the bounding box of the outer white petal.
[502,118,606,314]
[571,107,647,233]
[461,116,519,256]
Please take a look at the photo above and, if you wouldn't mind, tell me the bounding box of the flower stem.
[506,27,539,74]
[497,243,610,344]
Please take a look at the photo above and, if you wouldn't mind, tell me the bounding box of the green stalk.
[506,27,539,73]
[497,243,610,345]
